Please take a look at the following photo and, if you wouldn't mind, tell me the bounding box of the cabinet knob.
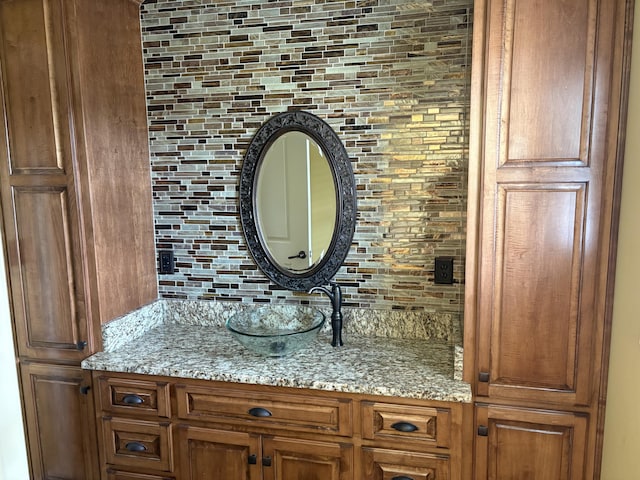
[248,454,257,465]
[478,425,489,436]
[248,407,272,417]
[76,340,87,351]
[391,476,415,480]
[478,372,490,382]
[262,456,272,467]
[391,421,418,432]
[125,442,147,452]
[79,385,91,395]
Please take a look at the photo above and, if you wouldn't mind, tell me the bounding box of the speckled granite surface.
[83,322,471,403]
[101,301,166,352]
[162,299,462,343]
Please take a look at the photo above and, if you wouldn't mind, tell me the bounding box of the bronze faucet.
[308,281,344,347]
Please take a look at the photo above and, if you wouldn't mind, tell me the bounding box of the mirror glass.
[255,131,337,273]
[239,110,356,292]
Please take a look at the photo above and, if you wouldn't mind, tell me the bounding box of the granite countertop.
[82,321,471,403]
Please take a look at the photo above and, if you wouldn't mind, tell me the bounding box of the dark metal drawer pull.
[391,476,414,480]
[248,454,257,465]
[391,421,418,432]
[125,442,147,452]
[478,425,489,436]
[248,407,272,417]
[122,394,144,405]
[262,456,272,467]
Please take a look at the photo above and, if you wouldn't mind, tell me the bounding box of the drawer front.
[176,384,352,436]
[102,417,173,472]
[98,375,171,418]
[362,402,451,448]
[361,447,450,480]
[107,470,174,480]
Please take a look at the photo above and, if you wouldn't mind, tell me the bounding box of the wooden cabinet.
[20,362,99,480]
[178,426,352,480]
[474,405,588,480]
[177,426,260,480]
[93,372,466,480]
[0,0,157,478]
[466,0,634,477]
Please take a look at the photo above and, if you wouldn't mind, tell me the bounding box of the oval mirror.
[239,111,356,291]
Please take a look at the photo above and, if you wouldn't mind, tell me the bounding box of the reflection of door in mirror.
[256,132,336,272]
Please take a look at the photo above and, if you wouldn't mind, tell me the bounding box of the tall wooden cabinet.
[465,0,634,478]
[0,0,157,478]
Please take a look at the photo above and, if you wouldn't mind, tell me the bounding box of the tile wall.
[140,0,473,313]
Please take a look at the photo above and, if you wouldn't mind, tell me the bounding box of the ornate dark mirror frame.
[239,110,356,291]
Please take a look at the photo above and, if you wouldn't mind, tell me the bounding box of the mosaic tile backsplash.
[141,0,472,313]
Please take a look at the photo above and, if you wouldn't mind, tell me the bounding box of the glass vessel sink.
[225,305,325,356]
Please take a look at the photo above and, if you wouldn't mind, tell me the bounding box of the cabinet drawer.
[107,470,174,480]
[176,384,352,436]
[362,447,450,480]
[102,417,173,472]
[98,375,171,418]
[362,402,451,448]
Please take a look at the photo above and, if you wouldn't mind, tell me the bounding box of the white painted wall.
[0,231,29,478]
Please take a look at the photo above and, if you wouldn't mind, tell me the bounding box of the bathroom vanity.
[93,372,466,480]
[83,312,471,480]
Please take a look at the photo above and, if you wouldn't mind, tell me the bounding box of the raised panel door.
[20,362,99,480]
[177,425,261,480]
[475,404,587,480]
[8,186,88,360]
[263,436,353,480]
[0,0,72,174]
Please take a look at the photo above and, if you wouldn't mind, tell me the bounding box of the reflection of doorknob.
[288,250,307,259]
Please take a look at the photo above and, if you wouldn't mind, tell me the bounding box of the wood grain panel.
[491,184,585,393]
[107,471,174,480]
[11,186,86,358]
[361,401,451,448]
[263,436,352,480]
[0,0,70,174]
[98,375,171,418]
[176,383,352,436]
[475,405,587,480]
[484,0,598,166]
[72,0,157,323]
[177,426,260,480]
[361,447,450,480]
[20,362,98,480]
[103,417,173,472]
[505,0,594,163]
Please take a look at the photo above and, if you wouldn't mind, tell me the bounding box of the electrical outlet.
[158,250,175,274]
[434,256,454,284]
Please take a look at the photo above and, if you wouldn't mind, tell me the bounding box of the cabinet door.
[20,362,99,479]
[177,425,261,480]
[468,0,628,406]
[0,0,91,361]
[475,404,587,480]
[262,436,353,480]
